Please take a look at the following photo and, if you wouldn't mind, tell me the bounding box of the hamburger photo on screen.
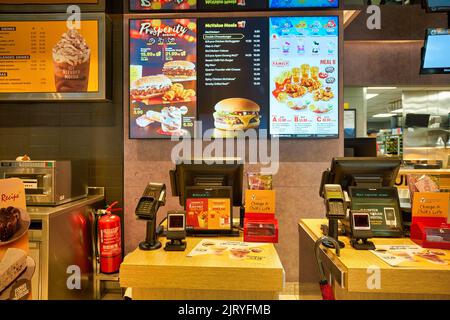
[213,98,261,138]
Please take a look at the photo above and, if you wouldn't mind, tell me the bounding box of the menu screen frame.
[0,13,107,101]
[126,11,343,140]
[0,0,105,13]
[129,0,340,11]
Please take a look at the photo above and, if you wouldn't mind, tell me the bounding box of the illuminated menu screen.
[269,16,339,138]
[0,17,102,99]
[129,16,339,139]
[130,0,337,10]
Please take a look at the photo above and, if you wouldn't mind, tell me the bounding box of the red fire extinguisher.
[98,201,123,274]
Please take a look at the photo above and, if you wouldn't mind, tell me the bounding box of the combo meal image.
[272,63,335,113]
[213,98,261,138]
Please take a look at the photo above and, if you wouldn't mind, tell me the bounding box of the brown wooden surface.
[299,219,450,299]
[120,237,285,300]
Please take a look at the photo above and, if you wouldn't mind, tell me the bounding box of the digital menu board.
[269,16,339,138]
[130,0,338,11]
[130,19,197,138]
[129,15,340,139]
[269,0,338,8]
[0,14,105,100]
[197,18,269,138]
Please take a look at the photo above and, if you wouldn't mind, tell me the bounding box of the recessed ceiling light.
[366,93,379,100]
[367,87,398,90]
[390,108,403,114]
[373,113,395,118]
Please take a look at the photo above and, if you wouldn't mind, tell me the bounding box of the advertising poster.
[198,0,266,10]
[187,239,270,264]
[130,0,197,10]
[0,19,99,94]
[371,245,450,267]
[269,16,339,138]
[0,0,98,3]
[129,19,197,138]
[0,179,34,300]
[344,109,356,138]
[186,198,231,230]
[269,0,339,8]
[197,18,269,138]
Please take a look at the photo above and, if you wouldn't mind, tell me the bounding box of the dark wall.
[0,13,124,206]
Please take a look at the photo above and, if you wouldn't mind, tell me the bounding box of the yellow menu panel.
[0,20,99,93]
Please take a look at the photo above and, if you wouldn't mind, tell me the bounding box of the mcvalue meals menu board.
[129,16,339,139]
[130,0,338,11]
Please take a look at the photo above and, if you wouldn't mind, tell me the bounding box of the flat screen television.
[129,15,340,139]
[424,0,450,12]
[421,28,450,75]
[404,113,430,128]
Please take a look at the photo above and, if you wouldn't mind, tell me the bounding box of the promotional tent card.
[0,178,34,300]
[245,190,275,215]
[412,192,449,220]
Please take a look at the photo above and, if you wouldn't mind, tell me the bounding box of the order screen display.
[129,16,340,139]
[423,31,450,69]
[130,0,339,10]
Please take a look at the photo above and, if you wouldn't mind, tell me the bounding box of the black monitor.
[344,138,377,157]
[424,0,450,12]
[320,157,402,195]
[404,113,430,128]
[170,158,244,207]
[420,28,450,75]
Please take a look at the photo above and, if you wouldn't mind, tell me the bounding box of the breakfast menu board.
[129,19,197,138]
[130,0,337,10]
[129,16,340,139]
[0,17,101,98]
[197,18,269,138]
[269,17,339,138]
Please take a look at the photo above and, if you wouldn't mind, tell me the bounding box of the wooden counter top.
[120,237,285,294]
[299,219,450,297]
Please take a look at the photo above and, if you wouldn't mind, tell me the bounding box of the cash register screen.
[354,214,369,228]
[169,215,184,228]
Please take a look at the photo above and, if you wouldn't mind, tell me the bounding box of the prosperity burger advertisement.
[130,19,197,139]
[130,0,197,10]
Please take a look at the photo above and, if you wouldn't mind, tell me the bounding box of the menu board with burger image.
[269,16,339,138]
[197,18,269,138]
[0,15,103,100]
[129,19,197,139]
[269,0,338,8]
[130,0,197,10]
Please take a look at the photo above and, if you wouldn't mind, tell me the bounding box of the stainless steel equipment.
[0,160,88,206]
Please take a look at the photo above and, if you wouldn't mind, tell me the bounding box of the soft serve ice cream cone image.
[52,28,91,92]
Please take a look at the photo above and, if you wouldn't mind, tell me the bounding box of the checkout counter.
[299,157,450,300]
[120,159,285,300]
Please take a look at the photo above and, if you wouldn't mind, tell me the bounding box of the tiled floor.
[101,282,323,300]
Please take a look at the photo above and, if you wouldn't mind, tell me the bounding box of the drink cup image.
[161,106,182,133]
[229,248,251,259]
[52,28,91,92]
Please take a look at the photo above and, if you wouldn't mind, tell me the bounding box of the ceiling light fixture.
[366,93,379,100]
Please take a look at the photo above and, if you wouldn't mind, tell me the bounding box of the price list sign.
[197,18,269,138]
[0,15,103,100]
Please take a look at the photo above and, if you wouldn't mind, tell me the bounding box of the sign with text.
[245,190,275,215]
[412,192,450,220]
[0,14,105,100]
[0,179,34,300]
